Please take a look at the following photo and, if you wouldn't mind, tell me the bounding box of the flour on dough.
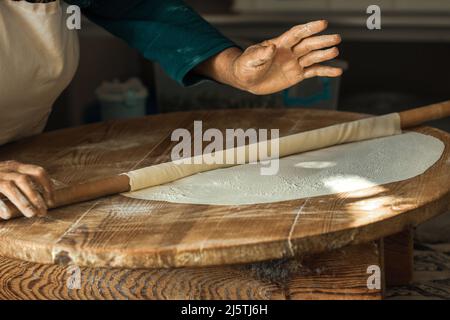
[123,132,444,205]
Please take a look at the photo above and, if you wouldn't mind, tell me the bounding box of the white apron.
[0,0,79,145]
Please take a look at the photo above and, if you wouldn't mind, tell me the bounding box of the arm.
[77,1,342,94]
[77,0,236,86]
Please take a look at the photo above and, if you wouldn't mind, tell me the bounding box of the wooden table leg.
[285,241,384,299]
[0,240,384,300]
[383,228,414,286]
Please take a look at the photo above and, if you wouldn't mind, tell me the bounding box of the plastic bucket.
[96,78,148,121]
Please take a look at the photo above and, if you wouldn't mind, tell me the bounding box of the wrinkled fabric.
[0,0,79,145]
[66,0,236,85]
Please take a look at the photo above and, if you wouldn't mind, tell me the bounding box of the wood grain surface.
[0,241,382,300]
[384,228,413,286]
[0,109,448,269]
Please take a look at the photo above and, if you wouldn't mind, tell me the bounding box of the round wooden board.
[0,109,449,269]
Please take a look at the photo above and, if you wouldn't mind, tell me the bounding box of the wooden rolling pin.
[2,100,450,220]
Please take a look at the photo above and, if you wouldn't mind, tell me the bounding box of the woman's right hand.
[0,160,54,219]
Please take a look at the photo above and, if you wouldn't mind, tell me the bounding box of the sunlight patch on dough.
[323,175,378,193]
[295,161,337,169]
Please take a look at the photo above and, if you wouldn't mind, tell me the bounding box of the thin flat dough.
[123,132,444,205]
[125,113,401,191]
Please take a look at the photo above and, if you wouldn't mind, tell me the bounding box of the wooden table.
[0,109,449,300]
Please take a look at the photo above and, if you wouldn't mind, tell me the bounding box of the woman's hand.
[0,160,54,219]
[197,20,342,95]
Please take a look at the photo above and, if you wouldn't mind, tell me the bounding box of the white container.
[96,78,148,121]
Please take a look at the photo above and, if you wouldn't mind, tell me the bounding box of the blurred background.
[47,0,450,132]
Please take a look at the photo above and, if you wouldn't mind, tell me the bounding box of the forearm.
[194,47,244,89]
[81,0,236,86]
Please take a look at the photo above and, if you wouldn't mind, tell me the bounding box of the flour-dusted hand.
[0,161,54,219]
[196,20,342,95]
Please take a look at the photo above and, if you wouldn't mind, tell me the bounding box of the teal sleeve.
[76,0,236,86]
